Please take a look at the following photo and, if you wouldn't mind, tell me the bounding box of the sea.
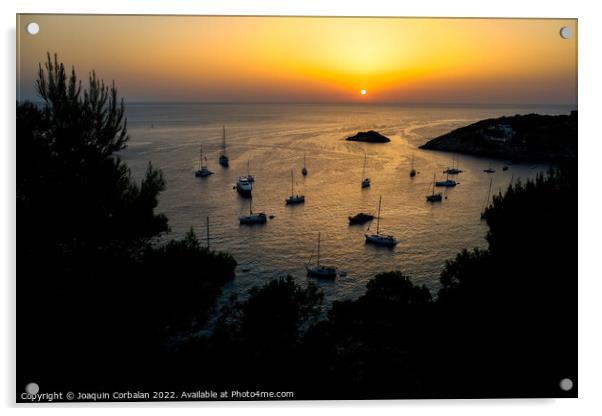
[120,103,574,314]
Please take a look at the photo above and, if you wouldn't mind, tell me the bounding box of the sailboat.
[444,156,463,174]
[218,125,229,167]
[426,173,443,202]
[409,153,417,177]
[480,178,493,219]
[435,172,457,187]
[302,153,308,176]
[365,196,398,246]
[361,153,371,188]
[239,196,267,224]
[286,170,305,204]
[306,232,337,279]
[194,145,213,177]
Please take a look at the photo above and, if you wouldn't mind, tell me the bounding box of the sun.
[360,89,367,95]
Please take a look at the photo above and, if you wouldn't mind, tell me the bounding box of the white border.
[3,0,601,415]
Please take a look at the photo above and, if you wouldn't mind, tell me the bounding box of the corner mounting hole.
[559,26,571,40]
[559,378,573,391]
[25,382,39,394]
[26,22,40,35]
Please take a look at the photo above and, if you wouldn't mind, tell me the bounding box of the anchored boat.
[302,153,308,176]
[194,145,213,177]
[285,170,305,204]
[361,152,371,188]
[306,232,337,279]
[365,196,398,247]
[348,212,375,225]
[236,176,253,197]
[443,156,463,174]
[435,172,456,187]
[239,197,267,224]
[426,173,443,202]
[218,125,229,167]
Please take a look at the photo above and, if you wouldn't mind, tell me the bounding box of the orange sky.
[17,15,577,104]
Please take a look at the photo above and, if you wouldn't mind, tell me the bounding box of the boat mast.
[432,173,436,196]
[376,196,382,236]
[291,170,294,195]
[222,126,226,154]
[304,153,307,169]
[206,216,210,250]
[317,232,321,267]
[249,196,253,215]
[362,153,367,180]
[200,145,206,169]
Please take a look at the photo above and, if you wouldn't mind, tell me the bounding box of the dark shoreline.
[419,111,577,162]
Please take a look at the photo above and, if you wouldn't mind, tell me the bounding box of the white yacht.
[236,176,253,197]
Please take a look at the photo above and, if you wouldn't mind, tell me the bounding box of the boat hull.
[306,266,337,279]
[365,234,398,246]
[286,196,305,204]
[348,213,374,225]
[239,214,267,224]
[435,180,456,187]
[195,169,213,178]
[443,168,462,174]
[426,194,442,202]
[236,177,253,197]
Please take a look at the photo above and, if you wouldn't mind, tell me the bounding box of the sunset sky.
[17,15,577,104]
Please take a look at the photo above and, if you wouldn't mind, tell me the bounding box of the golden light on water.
[17,15,577,104]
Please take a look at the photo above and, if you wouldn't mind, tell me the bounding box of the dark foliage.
[169,277,324,393]
[18,55,236,394]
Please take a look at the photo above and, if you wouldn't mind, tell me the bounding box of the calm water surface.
[121,103,571,313]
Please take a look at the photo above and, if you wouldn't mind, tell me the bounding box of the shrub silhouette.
[18,54,236,392]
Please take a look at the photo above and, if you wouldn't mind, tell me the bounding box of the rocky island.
[346,130,391,143]
[419,111,577,162]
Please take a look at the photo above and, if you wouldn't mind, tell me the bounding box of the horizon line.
[17,99,578,108]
